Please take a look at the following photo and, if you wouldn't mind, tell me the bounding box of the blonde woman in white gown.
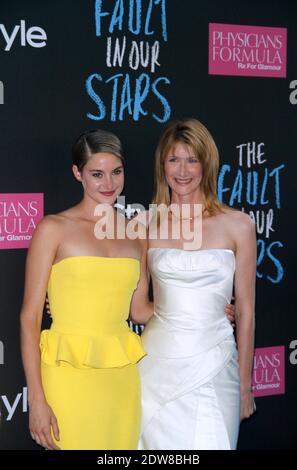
[131,118,256,450]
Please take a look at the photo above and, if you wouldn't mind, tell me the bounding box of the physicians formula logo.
[252,345,285,397]
[0,193,43,249]
[209,23,287,78]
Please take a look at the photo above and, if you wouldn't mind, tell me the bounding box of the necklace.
[170,210,203,221]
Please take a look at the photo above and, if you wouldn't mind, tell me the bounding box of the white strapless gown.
[138,248,240,450]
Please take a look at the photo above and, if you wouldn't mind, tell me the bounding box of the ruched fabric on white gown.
[138,248,240,450]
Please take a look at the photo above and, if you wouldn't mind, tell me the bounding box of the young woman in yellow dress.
[20,129,153,450]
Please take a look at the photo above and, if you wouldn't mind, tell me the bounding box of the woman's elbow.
[20,306,41,334]
[130,305,151,325]
[129,310,145,325]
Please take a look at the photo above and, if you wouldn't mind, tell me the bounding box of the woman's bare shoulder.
[33,209,76,240]
[221,206,255,238]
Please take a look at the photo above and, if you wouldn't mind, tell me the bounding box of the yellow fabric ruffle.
[40,329,146,369]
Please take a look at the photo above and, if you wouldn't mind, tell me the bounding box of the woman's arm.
[130,238,154,325]
[233,213,257,421]
[20,216,61,449]
[225,298,235,326]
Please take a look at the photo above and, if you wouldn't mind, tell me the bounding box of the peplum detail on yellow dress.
[40,256,146,450]
[40,327,144,369]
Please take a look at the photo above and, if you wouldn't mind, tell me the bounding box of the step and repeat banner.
[0,0,296,449]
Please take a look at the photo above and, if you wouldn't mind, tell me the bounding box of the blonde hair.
[152,118,223,215]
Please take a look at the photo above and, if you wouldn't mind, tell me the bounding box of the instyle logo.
[209,23,287,78]
[252,345,285,397]
[0,193,44,249]
[1,387,28,421]
[0,340,4,365]
[0,80,3,104]
[0,20,47,51]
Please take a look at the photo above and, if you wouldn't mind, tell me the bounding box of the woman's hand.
[224,297,235,327]
[240,388,256,421]
[29,400,60,450]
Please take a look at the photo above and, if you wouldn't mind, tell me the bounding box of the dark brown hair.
[72,129,125,171]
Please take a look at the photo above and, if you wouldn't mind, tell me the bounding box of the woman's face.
[73,152,124,205]
[164,142,203,200]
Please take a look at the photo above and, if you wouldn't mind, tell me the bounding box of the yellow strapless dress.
[39,256,146,450]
